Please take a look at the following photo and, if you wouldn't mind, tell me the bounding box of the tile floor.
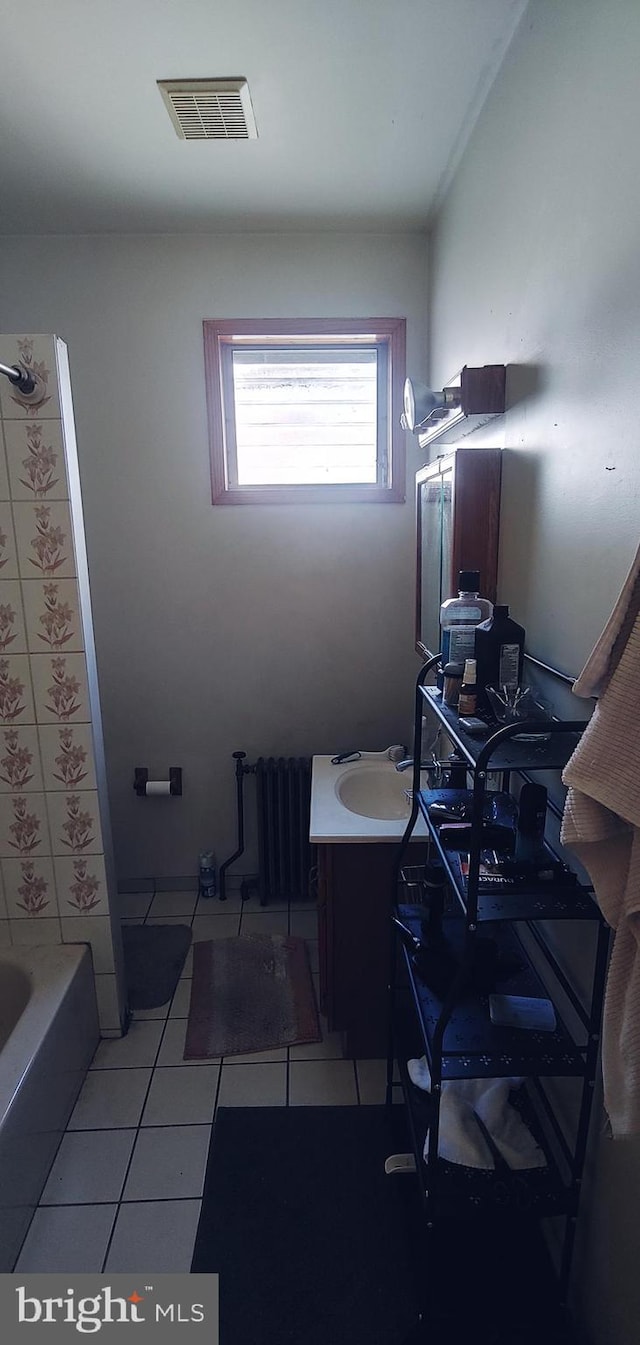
[14,885,395,1274]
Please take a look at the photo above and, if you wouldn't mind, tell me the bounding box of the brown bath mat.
[122,922,192,1010]
[184,934,321,1059]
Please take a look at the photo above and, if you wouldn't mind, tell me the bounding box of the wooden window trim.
[203,317,406,505]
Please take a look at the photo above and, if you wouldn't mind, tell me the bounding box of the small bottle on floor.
[199,850,217,898]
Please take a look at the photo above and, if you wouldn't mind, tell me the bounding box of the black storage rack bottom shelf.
[397,905,586,1080]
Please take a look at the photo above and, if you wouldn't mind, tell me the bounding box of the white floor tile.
[40,1130,136,1205]
[118,892,153,919]
[90,1020,164,1070]
[147,891,198,919]
[132,999,172,1020]
[156,1017,219,1067]
[104,1200,202,1273]
[217,1062,287,1107]
[289,1026,343,1060]
[191,914,241,941]
[240,909,289,936]
[356,1059,401,1105]
[289,909,318,939]
[69,1067,152,1129]
[141,1065,219,1126]
[16,1204,118,1272]
[122,1125,211,1201]
[169,979,193,1018]
[289,1060,358,1106]
[195,890,243,915]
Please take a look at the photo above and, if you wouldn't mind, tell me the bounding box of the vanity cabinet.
[318,841,426,1058]
[416,447,502,660]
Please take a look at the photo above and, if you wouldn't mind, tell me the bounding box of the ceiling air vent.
[157,78,258,140]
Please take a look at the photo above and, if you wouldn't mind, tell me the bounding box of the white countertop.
[309,754,428,844]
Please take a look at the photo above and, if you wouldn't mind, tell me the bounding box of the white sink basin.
[336,764,412,820]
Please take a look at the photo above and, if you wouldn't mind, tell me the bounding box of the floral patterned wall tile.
[0,725,45,793]
[0,429,10,500]
[3,419,69,501]
[0,580,27,654]
[13,501,75,580]
[0,792,50,859]
[55,854,108,916]
[38,724,97,791]
[46,790,103,857]
[22,578,84,654]
[2,856,58,918]
[0,336,61,421]
[0,655,36,726]
[0,505,19,579]
[60,915,115,972]
[30,652,90,724]
[10,916,62,946]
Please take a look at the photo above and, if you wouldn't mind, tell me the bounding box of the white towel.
[408,1058,546,1170]
[561,540,640,1138]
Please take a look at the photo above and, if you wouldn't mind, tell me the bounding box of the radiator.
[255,756,314,906]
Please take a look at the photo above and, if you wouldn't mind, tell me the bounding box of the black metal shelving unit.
[386,654,610,1322]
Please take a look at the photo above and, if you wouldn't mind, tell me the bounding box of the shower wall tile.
[38,724,97,792]
[22,578,84,654]
[0,869,7,920]
[0,792,50,859]
[0,725,44,793]
[2,857,58,919]
[0,504,19,578]
[60,915,116,974]
[10,916,62,946]
[13,500,75,580]
[3,419,68,501]
[0,335,61,421]
[0,655,35,726]
[55,854,109,917]
[0,919,10,946]
[0,429,10,500]
[47,790,103,857]
[94,974,122,1033]
[0,580,28,653]
[30,652,90,724]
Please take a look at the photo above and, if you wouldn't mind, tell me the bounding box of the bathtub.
[0,943,99,1270]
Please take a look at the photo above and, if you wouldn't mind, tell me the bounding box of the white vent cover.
[158,78,257,140]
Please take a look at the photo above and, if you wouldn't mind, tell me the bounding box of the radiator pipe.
[218,750,253,902]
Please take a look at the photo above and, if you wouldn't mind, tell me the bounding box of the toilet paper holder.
[133,766,182,797]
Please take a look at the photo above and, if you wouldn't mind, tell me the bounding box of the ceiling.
[0,0,528,235]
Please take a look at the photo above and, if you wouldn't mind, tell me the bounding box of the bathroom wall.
[0,333,124,1034]
[0,234,428,884]
[427,2,640,1342]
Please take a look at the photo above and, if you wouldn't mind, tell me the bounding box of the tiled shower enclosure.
[0,334,125,1035]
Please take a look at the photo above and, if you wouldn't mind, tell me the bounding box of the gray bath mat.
[122,923,192,1010]
[185,934,320,1058]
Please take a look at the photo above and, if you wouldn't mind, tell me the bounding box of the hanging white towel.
[561,540,640,1138]
[407,1058,546,1170]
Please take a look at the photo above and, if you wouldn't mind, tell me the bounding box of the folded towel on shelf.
[561,540,640,1138]
[407,1057,547,1171]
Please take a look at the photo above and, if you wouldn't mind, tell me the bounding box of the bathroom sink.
[336,765,412,820]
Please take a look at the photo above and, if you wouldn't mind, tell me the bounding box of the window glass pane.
[231,346,378,485]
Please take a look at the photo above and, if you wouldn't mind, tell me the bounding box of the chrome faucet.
[395,757,432,773]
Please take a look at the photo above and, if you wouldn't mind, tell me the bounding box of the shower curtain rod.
[0,361,37,394]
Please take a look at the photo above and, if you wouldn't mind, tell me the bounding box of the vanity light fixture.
[402,365,506,448]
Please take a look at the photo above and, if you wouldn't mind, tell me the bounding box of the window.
[203,318,406,504]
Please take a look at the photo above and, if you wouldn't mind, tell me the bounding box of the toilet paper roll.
[145,780,171,796]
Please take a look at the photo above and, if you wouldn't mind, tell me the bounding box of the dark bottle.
[474,605,525,709]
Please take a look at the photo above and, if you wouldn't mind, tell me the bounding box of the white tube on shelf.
[144,780,171,796]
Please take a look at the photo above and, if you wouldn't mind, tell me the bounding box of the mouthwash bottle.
[439,570,493,668]
[474,604,525,708]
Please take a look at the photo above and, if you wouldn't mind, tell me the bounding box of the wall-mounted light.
[401,365,507,447]
[401,378,461,432]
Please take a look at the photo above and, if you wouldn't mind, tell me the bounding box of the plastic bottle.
[439,570,493,668]
[458,659,478,716]
[474,604,526,709]
[198,849,217,899]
